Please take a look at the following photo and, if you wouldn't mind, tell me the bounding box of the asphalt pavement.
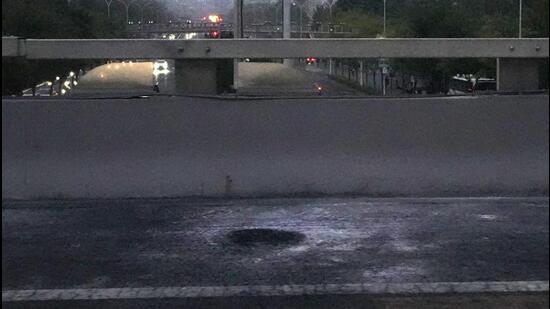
[2,197,548,308]
[237,62,364,96]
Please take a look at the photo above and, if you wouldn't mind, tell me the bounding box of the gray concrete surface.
[4,38,548,59]
[2,95,548,199]
[2,197,549,308]
[498,58,542,91]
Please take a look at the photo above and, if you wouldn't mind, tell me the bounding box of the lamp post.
[275,0,283,26]
[117,0,138,24]
[325,0,334,23]
[283,0,291,38]
[138,0,153,23]
[105,0,113,18]
[300,4,303,38]
[519,0,523,38]
[292,1,304,38]
[383,0,387,37]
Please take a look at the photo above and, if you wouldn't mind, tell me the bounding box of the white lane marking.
[2,281,548,302]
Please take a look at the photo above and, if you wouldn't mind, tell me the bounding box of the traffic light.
[205,30,232,39]
[204,31,219,38]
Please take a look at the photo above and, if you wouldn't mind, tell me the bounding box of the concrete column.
[234,0,243,39]
[359,60,365,87]
[283,0,292,66]
[283,0,291,39]
[233,61,240,92]
[497,58,540,92]
[233,0,243,90]
[175,59,234,95]
[329,58,334,75]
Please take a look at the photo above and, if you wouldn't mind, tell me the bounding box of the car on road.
[305,57,317,65]
[473,78,497,92]
[21,81,54,97]
[448,76,497,95]
[153,60,170,75]
[448,76,474,95]
[154,60,168,71]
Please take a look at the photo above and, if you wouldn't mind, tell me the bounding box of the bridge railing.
[2,37,548,94]
[2,37,548,59]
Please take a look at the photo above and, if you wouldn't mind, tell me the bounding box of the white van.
[447,76,474,95]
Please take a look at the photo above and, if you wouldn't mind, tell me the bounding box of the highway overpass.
[3,37,549,94]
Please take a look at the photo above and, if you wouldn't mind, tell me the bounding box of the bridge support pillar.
[328,58,335,75]
[497,58,541,92]
[359,60,365,87]
[174,59,234,95]
[282,0,292,66]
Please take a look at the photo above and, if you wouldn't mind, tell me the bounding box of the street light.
[292,1,304,38]
[117,0,138,24]
[137,0,154,24]
[383,0,387,37]
[519,0,523,38]
[275,1,281,26]
[104,0,113,18]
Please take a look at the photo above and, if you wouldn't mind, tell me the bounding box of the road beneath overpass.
[2,197,548,308]
[72,61,363,97]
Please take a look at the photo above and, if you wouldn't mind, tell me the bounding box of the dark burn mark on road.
[227,229,305,247]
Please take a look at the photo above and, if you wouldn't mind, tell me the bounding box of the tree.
[524,0,549,37]
[1,0,173,95]
[335,0,384,13]
[2,0,127,39]
[312,4,332,24]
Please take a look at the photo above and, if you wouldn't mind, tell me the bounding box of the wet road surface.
[3,197,548,291]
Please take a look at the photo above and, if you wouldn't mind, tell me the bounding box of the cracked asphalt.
[2,197,548,292]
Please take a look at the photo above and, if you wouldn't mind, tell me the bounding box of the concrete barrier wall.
[2,95,548,199]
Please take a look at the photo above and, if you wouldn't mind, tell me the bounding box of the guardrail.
[2,37,548,59]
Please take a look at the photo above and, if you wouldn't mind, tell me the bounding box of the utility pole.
[326,0,334,23]
[299,4,303,38]
[138,0,153,23]
[383,0,387,37]
[283,0,292,65]
[283,0,291,39]
[234,0,243,38]
[117,0,138,24]
[519,0,523,38]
